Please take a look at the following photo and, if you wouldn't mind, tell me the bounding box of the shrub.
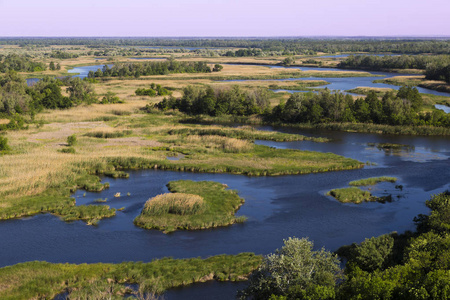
[0,136,10,152]
[67,134,77,146]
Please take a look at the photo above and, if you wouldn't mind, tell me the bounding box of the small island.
[134,180,246,233]
[328,177,398,204]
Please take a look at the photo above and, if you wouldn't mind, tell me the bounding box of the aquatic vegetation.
[349,176,397,186]
[327,187,374,204]
[328,186,394,204]
[134,180,246,233]
[0,253,262,299]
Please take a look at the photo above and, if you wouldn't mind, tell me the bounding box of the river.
[0,126,449,299]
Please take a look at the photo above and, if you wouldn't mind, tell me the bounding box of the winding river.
[1,126,449,299]
[16,60,450,298]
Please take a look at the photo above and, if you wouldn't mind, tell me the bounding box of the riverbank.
[0,107,362,223]
[0,253,261,299]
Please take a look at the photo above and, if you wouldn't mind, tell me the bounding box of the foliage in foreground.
[0,253,262,299]
[241,192,450,300]
[239,237,341,300]
[337,191,450,300]
[134,180,246,233]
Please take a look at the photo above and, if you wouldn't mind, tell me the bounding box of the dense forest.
[1,38,450,54]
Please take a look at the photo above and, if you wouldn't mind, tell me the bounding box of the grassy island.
[0,253,262,299]
[134,180,246,233]
[349,176,397,186]
[327,187,393,204]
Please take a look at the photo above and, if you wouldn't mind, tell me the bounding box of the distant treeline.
[339,55,450,84]
[0,54,47,73]
[88,59,214,78]
[1,38,450,54]
[339,55,450,71]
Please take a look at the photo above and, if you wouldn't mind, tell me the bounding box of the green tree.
[240,237,341,300]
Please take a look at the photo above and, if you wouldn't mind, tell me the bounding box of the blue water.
[435,104,450,113]
[223,64,450,98]
[67,64,113,79]
[0,127,449,299]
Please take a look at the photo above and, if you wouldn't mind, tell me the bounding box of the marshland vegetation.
[0,38,449,299]
[134,180,246,233]
[0,253,261,299]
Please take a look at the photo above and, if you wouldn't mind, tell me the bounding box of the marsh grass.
[134,180,246,233]
[84,130,133,139]
[0,253,262,299]
[349,177,398,186]
[143,193,205,216]
[327,187,374,204]
[168,127,330,143]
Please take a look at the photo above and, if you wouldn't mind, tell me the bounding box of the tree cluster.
[269,88,449,127]
[156,85,270,116]
[0,72,98,122]
[0,54,47,73]
[135,83,171,97]
[50,51,79,59]
[87,59,214,78]
[338,54,450,71]
[425,64,450,84]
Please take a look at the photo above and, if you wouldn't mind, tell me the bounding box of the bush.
[67,135,77,146]
[239,237,341,299]
[0,136,10,152]
[59,147,76,154]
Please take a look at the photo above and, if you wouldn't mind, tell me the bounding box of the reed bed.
[134,180,246,233]
[143,193,205,216]
[0,253,262,299]
[169,127,330,143]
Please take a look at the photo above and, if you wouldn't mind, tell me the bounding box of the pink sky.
[0,0,449,37]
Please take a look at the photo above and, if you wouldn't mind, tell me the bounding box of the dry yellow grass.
[144,193,205,215]
[183,135,252,153]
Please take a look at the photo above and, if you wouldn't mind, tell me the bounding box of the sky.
[0,0,449,37]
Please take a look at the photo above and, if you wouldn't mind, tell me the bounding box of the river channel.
[0,125,449,299]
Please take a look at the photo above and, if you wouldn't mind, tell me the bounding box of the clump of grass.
[327,187,373,204]
[143,193,205,216]
[58,147,76,154]
[94,198,107,203]
[134,180,246,233]
[84,130,133,139]
[349,176,397,186]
